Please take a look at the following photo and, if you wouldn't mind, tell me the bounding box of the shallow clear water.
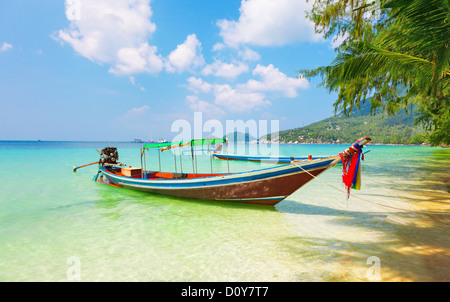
[0,141,449,281]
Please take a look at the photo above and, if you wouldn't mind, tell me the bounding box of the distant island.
[264,103,429,145]
[224,131,257,143]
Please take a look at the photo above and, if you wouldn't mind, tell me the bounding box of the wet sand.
[278,148,450,282]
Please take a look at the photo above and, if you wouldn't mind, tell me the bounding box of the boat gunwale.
[212,153,328,161]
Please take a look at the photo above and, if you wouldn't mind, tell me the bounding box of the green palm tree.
[303,0,449,145]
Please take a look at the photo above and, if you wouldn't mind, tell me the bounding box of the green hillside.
[275,104,429,145]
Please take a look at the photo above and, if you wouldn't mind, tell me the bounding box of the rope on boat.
[291,161,450,216]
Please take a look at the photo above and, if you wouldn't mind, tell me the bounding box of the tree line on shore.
[300,0,448,146]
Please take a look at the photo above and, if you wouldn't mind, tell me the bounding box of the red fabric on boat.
[341,151,360,188]
[339,142,363,196]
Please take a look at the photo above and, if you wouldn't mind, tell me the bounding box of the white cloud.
[129,76,146,91]
[238,47,261,61]
[186,77,213,94]
[57,3,204,76]
[202,60,249,80]
[241,64,309,97]
[165,34,205,73]
[186,95,225,116]
[185,64,309,113]
[213,84,269,112]
[123,105,150,119]
[217,0,319,48]
[56,0,163,75]
[0,42,13,52]
[109,43,163,75]
[212,43,226,52]
[186,77,268,112]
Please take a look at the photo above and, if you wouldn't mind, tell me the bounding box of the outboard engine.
[100,147,119,165]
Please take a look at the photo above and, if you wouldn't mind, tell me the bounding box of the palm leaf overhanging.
[303,0,449,145]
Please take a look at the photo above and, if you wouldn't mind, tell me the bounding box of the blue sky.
[0,0,340,141]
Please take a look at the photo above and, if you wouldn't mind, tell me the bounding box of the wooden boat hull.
[99,157,340,206]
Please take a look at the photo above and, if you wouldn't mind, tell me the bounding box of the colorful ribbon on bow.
[339,140,364,198]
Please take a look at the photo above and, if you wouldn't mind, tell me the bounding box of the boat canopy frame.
[142,138,227,150]
[140,138,229,178]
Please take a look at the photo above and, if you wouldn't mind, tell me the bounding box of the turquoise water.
[0,141,449,281]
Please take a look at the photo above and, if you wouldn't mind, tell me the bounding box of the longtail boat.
[83,137,370,206]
